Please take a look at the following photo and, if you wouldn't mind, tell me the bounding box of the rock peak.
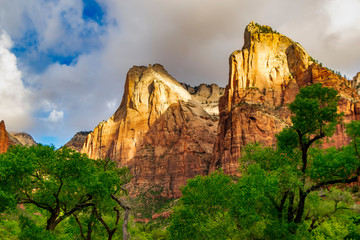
[82,64,217,197]
[243,22,283,50]
[214,23,360,175]
[231,21,311,92]
[116,63,193,122]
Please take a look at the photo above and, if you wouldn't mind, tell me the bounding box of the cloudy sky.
[0,0,360,147]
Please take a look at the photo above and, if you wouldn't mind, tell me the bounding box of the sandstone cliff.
[9,132,37,146]
[352,72,360,93]
[0,120,18,153]
[213,22,360,175]
[64,131,91,152]
[82,64,217,198]
[181,83,225,119]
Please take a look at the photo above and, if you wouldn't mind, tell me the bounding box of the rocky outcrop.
[352,72,360,93]
[0,120,18,153]
[82,64,217,198]
[213,22,360,175]
[9,132,37,146]
[181,83,225,119]
[63,131,91,152]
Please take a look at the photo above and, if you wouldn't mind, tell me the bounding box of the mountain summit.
[80,22,360,196]
[82,64,217,197]
[213,22,360,174]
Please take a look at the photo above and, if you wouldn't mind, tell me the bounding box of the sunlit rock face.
[0,120,17,153]
[0,120,37,154]
[82,64,217,198]
[213,22,360,175]
[352,72,360,93]
[9,132,37,146]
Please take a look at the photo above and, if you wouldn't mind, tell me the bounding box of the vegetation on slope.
[168,84,360,239]
[0,84,359,239]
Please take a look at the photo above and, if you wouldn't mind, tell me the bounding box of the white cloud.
[47,110,64,123]
[106,99,117,111]
[1,0,360,147]
[0,30,33,131]
[325,0,360,33]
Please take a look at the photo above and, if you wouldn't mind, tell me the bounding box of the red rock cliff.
[0,120,18,153]
[82,64,217,198]
[213,22,360,175]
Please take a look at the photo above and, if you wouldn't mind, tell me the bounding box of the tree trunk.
[294,190,306,223]
[122,206,130,240]
[287,192,294,222]
[46,213,59,231]
[111,194,131,240]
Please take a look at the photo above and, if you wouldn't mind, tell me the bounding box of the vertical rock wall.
[213,22,360,175]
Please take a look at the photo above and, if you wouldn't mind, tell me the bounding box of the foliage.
[254,22,279,34]
[133,185,172,219]
[0,145,132,239]
[346,120,360,158]
[168,171,236,240]
[168,84,360,239]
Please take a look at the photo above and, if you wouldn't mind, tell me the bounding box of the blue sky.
[1,0,360,148]
[12,0,107,73]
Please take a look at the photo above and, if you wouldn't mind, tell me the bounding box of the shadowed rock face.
[82,64,217,198]
[0,120,18,153]
[212,22,360,175]
[181,83,225,119]
[63,131,91,152]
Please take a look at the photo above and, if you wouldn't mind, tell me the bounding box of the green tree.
[168,171,236,240]
[70,158,132,240]
[0,145,131,237]
[276,83,358,224]
[168,84,360,238]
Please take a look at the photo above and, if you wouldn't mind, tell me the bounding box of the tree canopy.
[0,145,132,239]
[168,83,360,239]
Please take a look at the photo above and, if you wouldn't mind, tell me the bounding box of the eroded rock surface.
[182,83,225,119]
[9,132,37,146]
[352,72,360,93]
[82,64,217,198]
[0,120,18,153]
[213,22,360,175]
[64,131,91,152]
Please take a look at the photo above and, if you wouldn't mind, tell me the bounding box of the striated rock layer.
[0,120,18,153]
[82,64,217,198]
[213,22,360,175]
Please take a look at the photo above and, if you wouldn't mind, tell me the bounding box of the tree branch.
[306,175,359,195]
[306,131,325,149]
[93,208,112,235]
[114,207,121,225]
[73,214,87,240]
[21,193,53,212]
[111,194,131,240]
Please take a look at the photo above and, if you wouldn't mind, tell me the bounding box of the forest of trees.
[1,83,360,239]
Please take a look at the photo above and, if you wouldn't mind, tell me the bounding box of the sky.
[0,0,360,148]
